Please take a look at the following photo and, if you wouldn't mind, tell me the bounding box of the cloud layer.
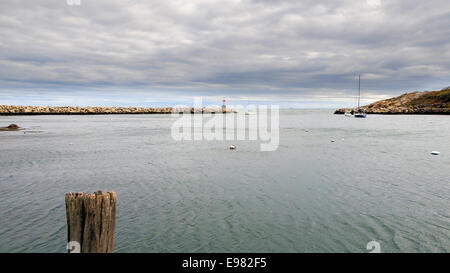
[0,0,449,107]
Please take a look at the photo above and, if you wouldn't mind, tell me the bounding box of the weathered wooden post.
[65,190,117,253]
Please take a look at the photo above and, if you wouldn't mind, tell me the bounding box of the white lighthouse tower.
[222,98,226,113]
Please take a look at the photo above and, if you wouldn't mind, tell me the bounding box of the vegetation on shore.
[335,87,450,115]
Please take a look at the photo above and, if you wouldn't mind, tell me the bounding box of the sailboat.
[354,74,367,118]
[244,97,256,115]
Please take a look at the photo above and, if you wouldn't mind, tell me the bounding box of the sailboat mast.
[358,74,361,108]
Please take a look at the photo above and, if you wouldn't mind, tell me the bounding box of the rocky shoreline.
[0,105,233,115]
[334,108,450,115]
[335,88,450,115]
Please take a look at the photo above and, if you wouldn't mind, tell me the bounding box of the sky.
[0,0,449,108]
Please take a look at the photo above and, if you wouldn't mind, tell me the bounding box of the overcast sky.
[0,0,449,107]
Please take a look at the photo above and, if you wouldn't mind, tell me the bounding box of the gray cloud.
[0,0,449,107]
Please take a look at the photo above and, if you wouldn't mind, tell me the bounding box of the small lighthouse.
[222,98,226,113]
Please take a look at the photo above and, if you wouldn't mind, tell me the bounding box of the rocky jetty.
[0,105,234,115]
[335,87,450,115]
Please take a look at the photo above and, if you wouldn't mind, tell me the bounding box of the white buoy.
[229,144,236,150]
[431,151,440,155]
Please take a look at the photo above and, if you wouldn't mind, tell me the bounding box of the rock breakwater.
[0,105,233,115]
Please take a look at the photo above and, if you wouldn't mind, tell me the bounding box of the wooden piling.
[65,190,117,253]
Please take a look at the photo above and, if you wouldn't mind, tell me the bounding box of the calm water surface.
[0,110,449,252]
